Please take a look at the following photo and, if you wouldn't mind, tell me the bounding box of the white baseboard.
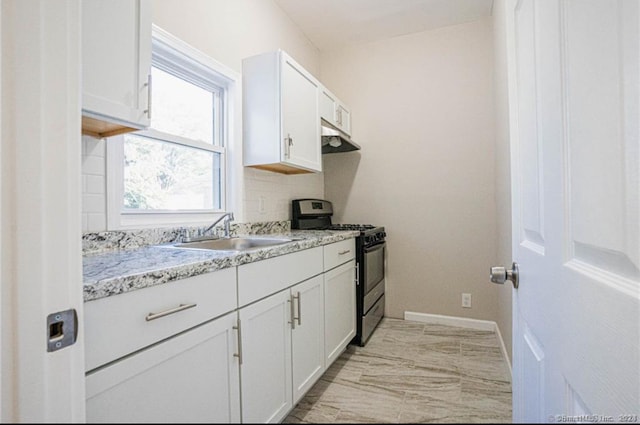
[404,311,495,331]
[494,322,512,373]
[404,311,512,376]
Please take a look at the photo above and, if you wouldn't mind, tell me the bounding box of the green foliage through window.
[123,134,220,210]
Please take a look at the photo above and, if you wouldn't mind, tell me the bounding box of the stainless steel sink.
[171,236,296,252]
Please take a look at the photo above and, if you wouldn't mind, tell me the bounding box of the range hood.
[321,119,361,154]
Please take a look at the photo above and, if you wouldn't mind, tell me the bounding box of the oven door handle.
[364,242,385,253]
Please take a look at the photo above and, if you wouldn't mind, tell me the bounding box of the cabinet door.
[336,103,351,136]
[291,275,325,404]
[239,291,292,423]
[320,87,337,126]
[280,54,321,172]
[86,313,241,423]
[324,260,357,365]
[82,0,151,129]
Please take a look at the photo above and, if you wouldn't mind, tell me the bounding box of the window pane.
[123,134,221,210]
[150,67,215,144]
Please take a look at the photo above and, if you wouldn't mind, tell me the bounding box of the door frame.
[1,1,85,421]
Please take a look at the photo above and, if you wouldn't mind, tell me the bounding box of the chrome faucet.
[183,212,234,242]
[204,212,235,238]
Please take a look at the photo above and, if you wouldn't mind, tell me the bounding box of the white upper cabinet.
[320,87,338,127]
[243,50,322,174]
[336,101,351,135]
[81,0,152,138]
[319,85,351,136]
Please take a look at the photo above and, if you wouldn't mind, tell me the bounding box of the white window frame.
[107,25,240,230]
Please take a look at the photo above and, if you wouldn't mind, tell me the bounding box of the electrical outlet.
[258,196,266,214]
[462,293,472,308]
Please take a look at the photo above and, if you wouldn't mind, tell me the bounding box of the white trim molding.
[1,0,85,421]
[404,311,513,375]
[106,24,243,230]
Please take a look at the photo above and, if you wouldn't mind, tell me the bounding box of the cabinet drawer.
[323,238,355,271]
[238,247,323,307]
[86,312,241,423]
[84,267,236,372]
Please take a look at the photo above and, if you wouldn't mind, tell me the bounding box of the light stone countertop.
[83,230,359,302]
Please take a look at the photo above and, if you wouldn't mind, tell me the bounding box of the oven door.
[363,241,385,295]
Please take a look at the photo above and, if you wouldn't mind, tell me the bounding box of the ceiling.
[274,0,494,51]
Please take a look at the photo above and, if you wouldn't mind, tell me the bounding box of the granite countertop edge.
[83,230,359,302]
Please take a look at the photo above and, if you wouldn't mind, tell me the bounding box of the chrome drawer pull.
[143,73,152,119]
[338,250,351,255]
[289,297,296,330]
[233,319,243,365]
[145,303,197,322]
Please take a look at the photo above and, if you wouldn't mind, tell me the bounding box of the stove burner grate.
[327,224,375,231]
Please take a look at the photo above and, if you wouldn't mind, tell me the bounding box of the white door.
[505,0,639,421]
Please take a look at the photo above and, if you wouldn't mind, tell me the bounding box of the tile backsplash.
[242,167,324,223]
[82,136,107,232]
[81,136,324,232]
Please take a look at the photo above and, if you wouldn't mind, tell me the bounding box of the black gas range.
[291,199,386,346]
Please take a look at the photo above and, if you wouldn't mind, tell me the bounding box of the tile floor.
[284,318,512,423]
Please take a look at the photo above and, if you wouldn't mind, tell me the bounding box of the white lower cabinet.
[84,239,356,423]
[291,275,326,404]
[239,274,325,423]
[239,290,292,423]
[85,312,241,423]
[324,260,357,365]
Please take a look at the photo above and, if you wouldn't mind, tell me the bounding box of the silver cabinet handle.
[296,291,301,326]
[355,263,360,286]
[284,136,288,158]
[233,318,243,365]
[490,262,519,289]
[143,73,152,119]
[338,250,351,255]
[288,296,296,330]
[284,134,293,159]
[145,303,196,321]
[291,292,301,328]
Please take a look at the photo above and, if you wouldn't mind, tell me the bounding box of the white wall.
[81,0,324,231]
[321,18,499,322]
[492,0,513,359]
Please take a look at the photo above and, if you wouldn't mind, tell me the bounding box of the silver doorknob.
[490,262,519,289]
